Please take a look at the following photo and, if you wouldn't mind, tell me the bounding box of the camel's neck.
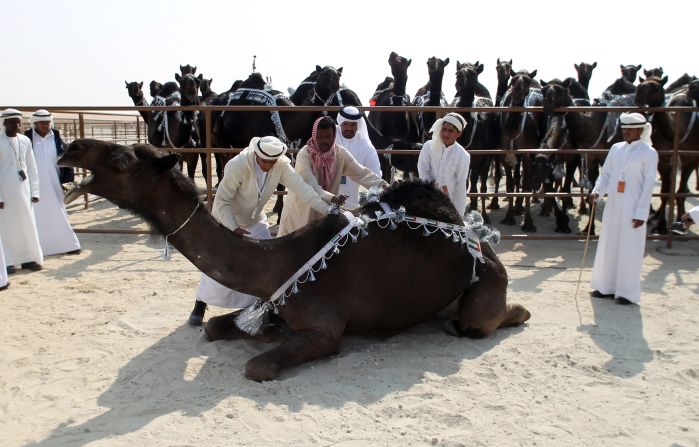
[456,85,476,107]
[159,188,338,298]
[130,92,146,106]
[392,72,408,96]
[496,77,509,106]
[428,71,443,99]
[578,75,591,90]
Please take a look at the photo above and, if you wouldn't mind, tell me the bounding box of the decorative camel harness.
[221,88,291,145]
[231,188,499,335]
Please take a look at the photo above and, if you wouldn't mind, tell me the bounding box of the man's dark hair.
[317,116,336,133]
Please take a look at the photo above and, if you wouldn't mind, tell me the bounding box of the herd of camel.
[124,54,699,236]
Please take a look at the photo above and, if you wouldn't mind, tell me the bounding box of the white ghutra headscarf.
[336,106,375,152]
[619,112,653,145]
[428,112,467,151]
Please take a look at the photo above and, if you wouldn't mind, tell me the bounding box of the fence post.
[78,113,90,210]
[136,116,141,143]
[205,108,213,211]
[666,110,681,248]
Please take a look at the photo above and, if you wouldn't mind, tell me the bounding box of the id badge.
[617,181,625,193]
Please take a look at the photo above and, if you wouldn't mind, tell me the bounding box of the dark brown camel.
[125,81,149,123]
[149,81,163,99]
[413,56,450,142]
[643,67,664,79]
[499,70,545,232]
[495,58,513,107]
[452,62,500,223]
[59,139,531,381]
[574,62,597,94]
[198,75,216,101]
[621,64,642,83]
[148,73,204,184]
[636,75,699,233]
[369,52,421,178]
[179,64,197,76]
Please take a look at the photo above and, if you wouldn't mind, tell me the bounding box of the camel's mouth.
[64,174,94,204]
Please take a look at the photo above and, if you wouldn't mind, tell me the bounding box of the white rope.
[161,202,201,261]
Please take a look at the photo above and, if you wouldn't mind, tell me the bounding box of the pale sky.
[4,0,697,108]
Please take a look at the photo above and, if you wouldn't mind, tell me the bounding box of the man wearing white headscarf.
[277,116,388,237]
[417,112,471,218]
[336,106,382,208]
[589,112,658,305]
[25,110,81,256]
[0,109,43,273]
[191,136,331,325]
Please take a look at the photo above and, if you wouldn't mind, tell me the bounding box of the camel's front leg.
[245,330,341,381]
[205,311,287,343]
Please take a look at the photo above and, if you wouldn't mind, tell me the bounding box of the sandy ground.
[1,188,699,447]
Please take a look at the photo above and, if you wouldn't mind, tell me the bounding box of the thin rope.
[573,200,596,325]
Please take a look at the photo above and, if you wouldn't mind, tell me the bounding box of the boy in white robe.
[589,112,658,305]
[26,110,81,256]
[190,136,334,325]
[0,109,43,273]
[417,112,471,218]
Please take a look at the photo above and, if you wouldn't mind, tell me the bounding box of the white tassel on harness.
[160,202,201,261]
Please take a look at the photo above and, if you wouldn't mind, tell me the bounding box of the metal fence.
[10,104,699,247]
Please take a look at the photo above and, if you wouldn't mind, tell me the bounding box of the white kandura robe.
[30,130,81,255]
[336,131,382,208]
[688,205,699,224]
[0,134,43,266]
[0,231,7,287]
[417,139,471,217]
[591,139,658,303]
[197,147,329,308]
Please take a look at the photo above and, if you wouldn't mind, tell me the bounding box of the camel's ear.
[639,76,645,83]
[574,63,579,70]
[456,60,462,70]
[443,57,449,66]
[661,75,668,86]
[530,69,537,78]
[179,64,184,71]
[138,81,143,88]
[154,153,180,172]
[407,59,412,67]
[509,67,516,77]
[497,58,501,64]
[509,59,512,65]
[477,64,484,74]
[315,65,322,73]
[541,80,548,87]
[620,64,625,70]
[175,73,182,83]
[197,74,203,81]
[592,62,597,69]
[474,61,479,67]
[643,69,650,77]
[125,81,129,87]
[635,64,642,71]
[338,67,343,75]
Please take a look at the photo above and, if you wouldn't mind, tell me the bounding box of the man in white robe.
[589,112,658,305]
[417,112,471,218]
[26,110,81,256]
[277,116,388,236]
[0,109,43,273]
[335,106,382,208]
[0,232,8,290]
[190,136,333,325]
[679,205,699,229]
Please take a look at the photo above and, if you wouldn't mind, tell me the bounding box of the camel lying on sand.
[60,139,530,381]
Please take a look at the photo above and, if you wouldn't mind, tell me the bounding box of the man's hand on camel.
[331,194,348,206]
[233,227,250,236]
